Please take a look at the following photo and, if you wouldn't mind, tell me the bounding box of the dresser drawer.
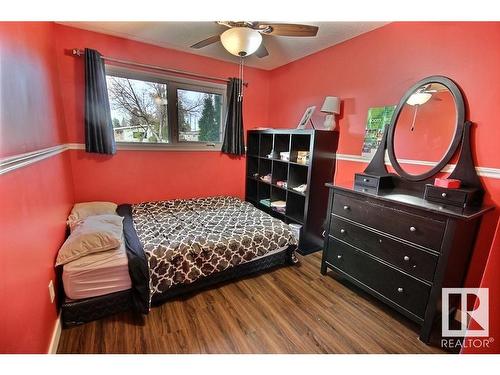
[354,174,379,188]
[329,217,438,282]
[324,238,431,318]
[332,193,445,251]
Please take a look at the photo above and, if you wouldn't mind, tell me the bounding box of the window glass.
[106,76,169,143]
[178,89,223,143]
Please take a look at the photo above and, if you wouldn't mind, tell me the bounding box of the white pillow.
[56,214,123,266]
[67,201,117,231]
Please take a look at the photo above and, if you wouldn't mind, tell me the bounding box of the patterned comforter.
[131,196,297,298]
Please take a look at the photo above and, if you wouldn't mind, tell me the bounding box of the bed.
[61,196,298,326]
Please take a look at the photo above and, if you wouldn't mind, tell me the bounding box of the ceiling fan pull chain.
[238,56,244,101]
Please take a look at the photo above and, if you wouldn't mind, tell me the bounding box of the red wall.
[268,21,500,351]
[54,24,271,203]
[1,21,499,353]
[0,22,74,353]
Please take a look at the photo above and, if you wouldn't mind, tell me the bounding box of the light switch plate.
[48,280,55,303]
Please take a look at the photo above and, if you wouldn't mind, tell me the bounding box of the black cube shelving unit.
[245,129,339,254]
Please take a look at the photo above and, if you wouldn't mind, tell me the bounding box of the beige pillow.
[67,201,117,231]
[56,214,124,266]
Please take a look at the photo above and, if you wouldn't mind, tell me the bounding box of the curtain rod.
[71,49,248,87]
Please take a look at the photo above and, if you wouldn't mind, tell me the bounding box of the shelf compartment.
[259,133,274,158]
[288,163,309,192]
[258,158,272,179]
[272,160,288,186]
[270,187,287,215]
[247,132,260,156]
[290,133,311,164]
[247,155,259,178]
[273,133,290,158]
[246,178,258,203]
[257,181,271,206]
[286,193,306,224]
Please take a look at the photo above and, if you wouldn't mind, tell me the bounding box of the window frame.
[105,65,227,151]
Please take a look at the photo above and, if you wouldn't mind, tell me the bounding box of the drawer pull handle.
[397,287,404,293]
[337,255,343,259]
[363,178,369,182]
[441,192,448,198]
[409,226,416,232]
[343,205,350,210]
[403,255,410,262]
[378,239,383,244]
[340,229,346,234]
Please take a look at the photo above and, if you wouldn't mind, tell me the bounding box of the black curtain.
[221,78,245,155]
[84,48,116,155]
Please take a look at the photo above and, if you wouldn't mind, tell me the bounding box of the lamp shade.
[320,96,340,114]
[220,27,262,57]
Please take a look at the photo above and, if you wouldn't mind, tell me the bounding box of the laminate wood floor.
[57,253,445,354]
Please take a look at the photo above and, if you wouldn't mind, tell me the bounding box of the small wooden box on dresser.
[321,76,494,343]
[245,129,339,254]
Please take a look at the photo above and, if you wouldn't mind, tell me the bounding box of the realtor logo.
[442,288,489,337]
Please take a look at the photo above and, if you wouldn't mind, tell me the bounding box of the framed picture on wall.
[297,106,316,129]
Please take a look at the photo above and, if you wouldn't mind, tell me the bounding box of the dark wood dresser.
[320,75,495,343]
[321,184,492,342]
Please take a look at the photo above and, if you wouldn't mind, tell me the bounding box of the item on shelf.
[434,178,461,189]
[292,184,307,193]
[280,152,290,161]
[271,200,286,213]
[276,180,288,189]
[259,198,271,207]
[260,174,272,183]
[252,173,259,178]
[266,149,277,159]
[297,106,316,129]
[321,96,341,130]
[270,200,286,208]
[296,151,310,165]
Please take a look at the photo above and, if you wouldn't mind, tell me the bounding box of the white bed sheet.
[62,242,132,300]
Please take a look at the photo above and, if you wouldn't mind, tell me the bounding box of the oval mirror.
[387,76,465,181]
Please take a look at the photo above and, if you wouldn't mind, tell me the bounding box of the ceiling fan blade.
[258,23,318,37]
[190,35,221,49]
[255,43,269,58]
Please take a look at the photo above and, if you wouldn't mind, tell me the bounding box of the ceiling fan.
[190,21,319,58]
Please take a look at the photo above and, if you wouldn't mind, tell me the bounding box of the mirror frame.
[387,75,465,182]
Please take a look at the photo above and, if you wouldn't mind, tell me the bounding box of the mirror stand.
[355,120,485,209]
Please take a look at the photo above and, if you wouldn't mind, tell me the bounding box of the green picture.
[361,105,396,158]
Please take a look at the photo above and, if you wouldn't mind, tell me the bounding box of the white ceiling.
[59,22,388,70]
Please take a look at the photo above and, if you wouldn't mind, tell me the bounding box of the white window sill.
[114,142,223,152]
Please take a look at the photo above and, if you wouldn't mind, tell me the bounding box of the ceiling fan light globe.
[406,92,432,106]
[220,27,262,57]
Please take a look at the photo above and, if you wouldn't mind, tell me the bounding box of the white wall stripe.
[2,144,500,179]
[335,153,500,179]
[0,144,70,175]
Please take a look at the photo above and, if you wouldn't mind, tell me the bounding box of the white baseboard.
[48,314,62,354]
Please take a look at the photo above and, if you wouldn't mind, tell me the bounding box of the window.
[105,67,226,149]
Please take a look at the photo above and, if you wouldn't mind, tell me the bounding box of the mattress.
[129,196,297,301]
[62,243,132,300]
